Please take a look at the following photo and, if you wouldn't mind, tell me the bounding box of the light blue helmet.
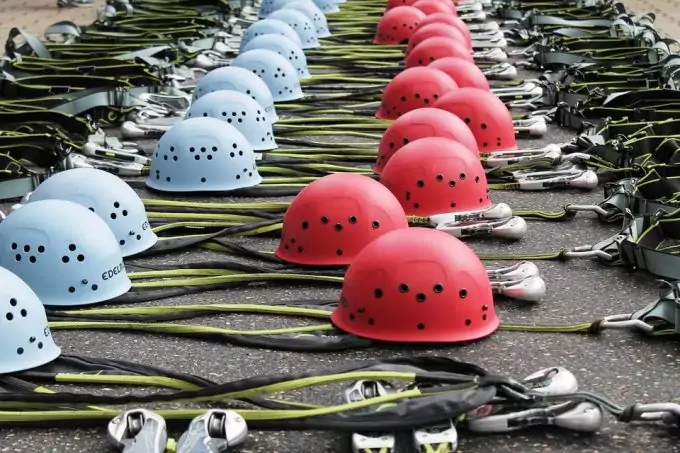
[192,66,279,123]
[242,34,311,79]
[0,200,131,306]
[146,117,263,193]
[267,9,320,49]
[232,50,304,102]
[187,90,277,151]
[283,0,332,38]
[259,0,279,18]
[240,19,302,52]
[0,266,61,373]
[26,168,157,258]
[312,0,341,13]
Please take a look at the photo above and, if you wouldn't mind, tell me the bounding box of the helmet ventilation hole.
[12,243,47,264]
[459,289,468,299]
[374,288,383,298]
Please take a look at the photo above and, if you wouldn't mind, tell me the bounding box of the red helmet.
[387,0,455,9]
[405,36,474,68]
[386,0,416,9]
[416,13,472,49]
[412,0,456,15]
[376,67,458,120]
[434,87,517,152]
[373,6,426,45]
[406,23,466,56]
[275,173,409,266]
[429,57,490,90]
[375,107,477,174]
[331,227,498,343]
[380,137,492,216]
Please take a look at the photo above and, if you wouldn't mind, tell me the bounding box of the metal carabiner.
[176,410,248,453]
[107,409,167,453]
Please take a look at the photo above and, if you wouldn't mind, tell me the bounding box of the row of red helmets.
[275,173,499,344]
[268,0,516,344]
[373,0,518,155]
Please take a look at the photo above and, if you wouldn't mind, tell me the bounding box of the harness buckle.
[47,85,73,95]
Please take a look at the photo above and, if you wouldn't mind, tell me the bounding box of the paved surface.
[1,3,680,453]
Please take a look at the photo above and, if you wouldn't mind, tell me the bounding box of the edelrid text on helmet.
[0,266,61,373]
[0,199,132,306]
[191,66,279,123]
[373,6,426,45]
[27,168,157,257]
[240,19,303,51]
[275,173,409,266]
[267,9,320,49]
[434,87,517,152]
[375,107,477,174]
[242,34,311,79]
[331,227,498,342]
[146,117,263,193]
[186,90,278,151]
[380,137,491,216]
[232,49,304,102]
[376,66,458,119]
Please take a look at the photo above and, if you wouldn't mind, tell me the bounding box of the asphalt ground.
[1,16,680,453]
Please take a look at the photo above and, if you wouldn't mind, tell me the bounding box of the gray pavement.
[1,15,679,453]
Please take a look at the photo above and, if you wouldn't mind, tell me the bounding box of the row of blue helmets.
[0,0,347,373]
[146,0,346,192]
